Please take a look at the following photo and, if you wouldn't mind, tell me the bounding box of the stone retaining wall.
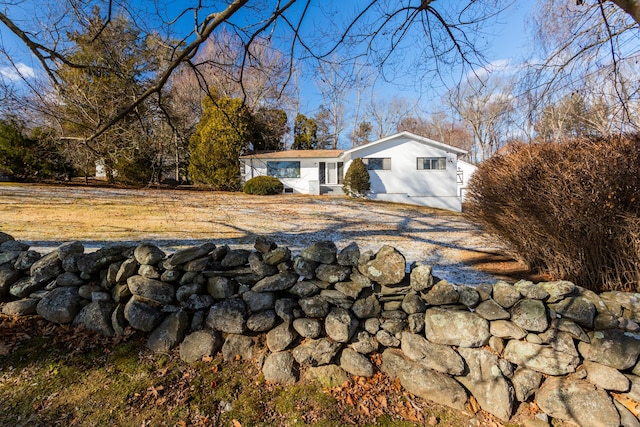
[1,231,640,426]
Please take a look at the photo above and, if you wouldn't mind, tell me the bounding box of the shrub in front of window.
[243,176,284,195]
[343,158,370,198]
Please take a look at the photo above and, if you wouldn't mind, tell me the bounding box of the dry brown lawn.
[0,182,537,284]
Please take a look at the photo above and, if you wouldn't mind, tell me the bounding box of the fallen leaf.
[202,355,214,363]
[232,420,242,427]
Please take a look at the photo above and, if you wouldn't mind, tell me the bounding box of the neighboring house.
[240,131,472,212]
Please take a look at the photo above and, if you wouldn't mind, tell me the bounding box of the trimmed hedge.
[243,176,284,195]
[466,135,640,292]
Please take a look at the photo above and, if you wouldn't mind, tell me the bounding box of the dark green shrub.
[243,176,284,195]
[466,135,640,292]
[343,158,370,197]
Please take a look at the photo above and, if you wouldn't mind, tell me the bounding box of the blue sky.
[0,1,536,120]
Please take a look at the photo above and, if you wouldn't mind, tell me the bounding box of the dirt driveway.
[0,183,531,285]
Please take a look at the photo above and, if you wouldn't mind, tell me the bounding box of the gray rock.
[536,376,620,427]
[78,284,103,300]
[376,329,400,347]
[207,276,238,299]
[292,338,342,366]
[134,244,165,266]
[176,283,204,302]
[551,318,590,342]
[303,365,348,388]
[9,277,46,298]
[407,313,425,333]
[14,250,41,271]
[380,349,467,411]
[0,263,22,296]
[242,290,275,312]
[115,258,139,283]
[503,340,580,375]
[350,270,372,288]
[111,304,126,335]
[400,292,426,314]
[410,263,433,292]
[510,299,548,332]
[251,271,298,292]
[2,298,39,315]
[111,283,131,303]
[221,249,251,268]
[72,301,115,336]
[424,280,459,305]
[266,322,298,352]
[490,320,527,340]
[183,294,214,310]
[514,280,550,300]
[538,329,579,356]
[623,374,640,401]
[456,347,514,422]
[458,285,481,308]
[381,318,405,335]
[424,307,490,348]
[351,293,382,319]
[288,280,321,298]
[147,310,189,353]
[246,310,278,332]
[293,256,318,279]
[160,269,181,283]
[56,271,84,287]
[167,242,215,267]
[274,297,299,322]
[615,400,640,427]
[139,264,161,279]
[0,231,14,244]
[30,251,63,286]
[584,360,630,391]
[254,236,276,254]
[340,348,374,377]
[364,318,380,334]
[36,286,83,324]
[538,280,577,303]
[334,281,368,299]
[300,241,337,264]
[292,337,341,366]
[325,308,358,342]
[221,334,254,361]
[320,289,353,309]
[475,299,511,320]
[77,246,130,275]
[247,252,278,278]
[359,245,406,285]
[55,241,83,262]
[548,296,596,328]
[315,264,352,284]
[1,240,28,252]
[127,275,175,305]
[492,281,522,308]
[578,329,640,370]
[594,312,620,330]
[263,351,298,384]
[124,296,165,332]
[263,246,291,266]
[179,330,223,363]
[299,295,329,318]
[401,332,464,375]
[337,242,360,267]
[292,318,323,338]
[349,331,378,354]
[206,298,246,334]
[512,367,542,402]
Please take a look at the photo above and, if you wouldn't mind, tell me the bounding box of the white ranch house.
[240,131,476,212]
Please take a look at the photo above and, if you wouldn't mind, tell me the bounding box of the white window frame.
[417,157,446,170]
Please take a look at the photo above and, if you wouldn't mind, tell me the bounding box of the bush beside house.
[342,158,370,197]
[243,176,284,195]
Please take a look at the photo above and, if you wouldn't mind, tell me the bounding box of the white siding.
[344,136,462,211]
[242,158,321,194]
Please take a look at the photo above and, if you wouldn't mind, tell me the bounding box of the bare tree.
[446,72,516,162]
[367,95,416,139]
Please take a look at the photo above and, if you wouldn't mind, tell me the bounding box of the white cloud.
[466,59,513,82]
[0,62,35,81]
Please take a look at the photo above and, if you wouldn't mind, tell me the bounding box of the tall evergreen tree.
[188,97,255,190]
[292,113,318,150]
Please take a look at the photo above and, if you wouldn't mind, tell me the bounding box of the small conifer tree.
[343,158,370,197]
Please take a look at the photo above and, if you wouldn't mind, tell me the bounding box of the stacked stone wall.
[1,230,640,426]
